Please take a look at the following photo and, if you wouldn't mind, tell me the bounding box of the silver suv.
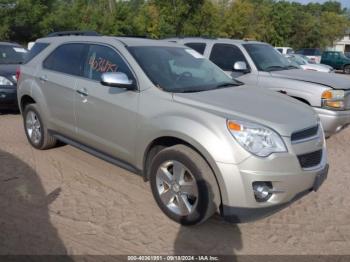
[167,38,350,137]
[18,35,328,225]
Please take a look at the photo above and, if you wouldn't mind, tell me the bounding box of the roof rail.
[47,31,101,37]
[116,35,150,38]
[162,35,217,40]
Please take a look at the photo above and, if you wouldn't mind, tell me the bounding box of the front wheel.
[23,104,57,150]
[343,65,350,74]
[149,144,220,225]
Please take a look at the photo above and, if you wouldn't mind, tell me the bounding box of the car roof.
[0,41,21,46]
[165,37,264,45]
[36,36,181,48]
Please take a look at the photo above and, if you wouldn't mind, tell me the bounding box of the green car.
[321,51,350,74]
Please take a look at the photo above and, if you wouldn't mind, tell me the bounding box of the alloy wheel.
[26,111,42,145]
[156,160,199,216]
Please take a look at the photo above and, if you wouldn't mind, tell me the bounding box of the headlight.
[321,90,345,109]
[227,120,287,157]
[0,76,13,86]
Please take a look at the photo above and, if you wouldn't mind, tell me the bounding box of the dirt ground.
[0,113,349,256]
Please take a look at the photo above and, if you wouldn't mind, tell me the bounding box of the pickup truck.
[321,51,350,74]
[167,38,350,137]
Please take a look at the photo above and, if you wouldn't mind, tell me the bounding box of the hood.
[173,86,318,137]
[270,69,350,90]
[0,64,17,76]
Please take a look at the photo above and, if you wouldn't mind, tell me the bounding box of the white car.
[286,54,334,73]
[295,48,322,64]
[275,47,294,55]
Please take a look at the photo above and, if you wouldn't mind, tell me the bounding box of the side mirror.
[101,72,135,90]
[233,61,249,72]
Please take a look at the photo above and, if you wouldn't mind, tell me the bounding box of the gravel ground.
[0,113,349,255]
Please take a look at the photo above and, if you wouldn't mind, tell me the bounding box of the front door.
[75,43,139,164]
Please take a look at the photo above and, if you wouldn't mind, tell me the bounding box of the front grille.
[291,125,319,142]
[297,150,322,169]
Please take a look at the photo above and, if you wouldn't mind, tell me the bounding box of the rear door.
[74,43,139,164]
[321,52,329,65]
[40,43,87,136]
[333,52,344,69]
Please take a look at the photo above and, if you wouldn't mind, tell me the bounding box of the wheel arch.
[342,64,350,71]
[20,95,36,113]
[142,135,224,211]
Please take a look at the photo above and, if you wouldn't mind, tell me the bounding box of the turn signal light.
[321,90,333,100]
[227,120,242,131]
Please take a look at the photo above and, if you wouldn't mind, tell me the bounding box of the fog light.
[253,182,272,202]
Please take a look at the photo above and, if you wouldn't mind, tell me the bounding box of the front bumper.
[314,107,350,137]
[222,164,328,223]
[0,87,18,109]
[216,133,328,223]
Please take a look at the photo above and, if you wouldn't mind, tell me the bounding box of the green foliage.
[0,0,349,49]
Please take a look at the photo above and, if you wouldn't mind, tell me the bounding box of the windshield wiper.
[175,82,242,93]
[285,65,299,69]
[264,65,286,72]
[215,81,243,89]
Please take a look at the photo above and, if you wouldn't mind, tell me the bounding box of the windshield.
[0,45,27,64]
[128,46,241,93]
[288,55,307,65]
[243,43,298,72]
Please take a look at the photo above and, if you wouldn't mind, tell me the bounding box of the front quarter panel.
[135,88,251,169]
[257,72,328,107]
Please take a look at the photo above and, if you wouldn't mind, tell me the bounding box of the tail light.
[16,67,21,82]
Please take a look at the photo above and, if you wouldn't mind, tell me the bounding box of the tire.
[343,65,350,74]
[149,144,220,225]
[23,104,57,150]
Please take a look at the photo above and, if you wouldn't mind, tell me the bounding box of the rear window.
[24,43,49,64]
[184,43,206,55]
[0,44,27,64]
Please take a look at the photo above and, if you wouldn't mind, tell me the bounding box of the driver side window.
[83,44,134,82]
[209,44,248,71]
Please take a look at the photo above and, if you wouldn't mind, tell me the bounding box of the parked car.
[166,38,350,137]
[275,47,294,55]
[285,54,334,73]
[18,33,328,225]
[295,48,322,64]
[321,51,350,74]
[0,42,27,110]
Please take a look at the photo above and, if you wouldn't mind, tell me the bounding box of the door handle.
[39,75,48,82]
[76,88,88,97]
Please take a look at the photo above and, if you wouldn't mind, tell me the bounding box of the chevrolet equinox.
[17,34,329,225]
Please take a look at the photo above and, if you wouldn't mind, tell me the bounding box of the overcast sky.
[289,0,350,8]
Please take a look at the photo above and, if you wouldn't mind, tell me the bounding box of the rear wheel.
[23,104,57,150]
[149,144,220,225]
[343,65,350,74]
